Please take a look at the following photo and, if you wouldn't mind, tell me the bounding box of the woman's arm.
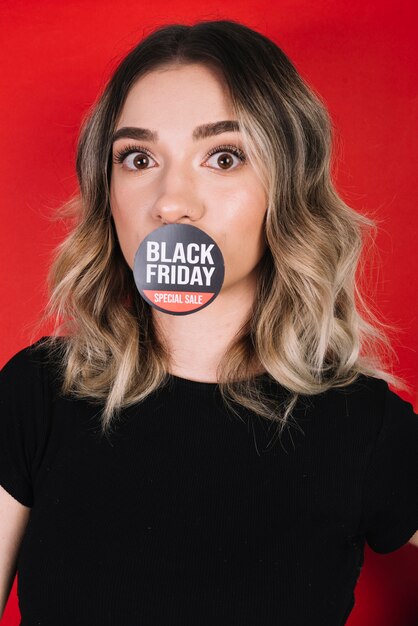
[408,530,418,548]
[0,484,31,618]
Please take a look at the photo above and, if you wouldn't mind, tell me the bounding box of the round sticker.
[133,224,225,315]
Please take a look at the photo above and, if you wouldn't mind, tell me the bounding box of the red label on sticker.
[143,290,215,312]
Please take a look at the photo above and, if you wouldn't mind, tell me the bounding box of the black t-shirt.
[1,337,418,626]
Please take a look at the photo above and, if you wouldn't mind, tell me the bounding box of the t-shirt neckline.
[166,371,270,393]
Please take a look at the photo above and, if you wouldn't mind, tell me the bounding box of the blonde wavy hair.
[38,19,409,440]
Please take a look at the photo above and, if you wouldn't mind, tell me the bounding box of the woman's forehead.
[116,64,234,131]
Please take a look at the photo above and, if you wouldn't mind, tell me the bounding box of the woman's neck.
[151,275,260,383]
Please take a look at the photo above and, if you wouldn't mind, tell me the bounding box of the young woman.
[1,19,417,626]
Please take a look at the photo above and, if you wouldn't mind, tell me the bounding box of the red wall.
[1,1,417,624]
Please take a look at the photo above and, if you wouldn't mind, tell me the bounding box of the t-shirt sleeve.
[0,341,48,507]
[360,380,418,554]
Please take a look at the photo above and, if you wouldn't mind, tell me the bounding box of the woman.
[1,19,417,626]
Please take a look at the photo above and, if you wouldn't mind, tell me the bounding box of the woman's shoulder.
[0,336,66,390]
[314,371,401,404]
[0,337,68,508]
[323,372,417,443]
[295,372,416,438]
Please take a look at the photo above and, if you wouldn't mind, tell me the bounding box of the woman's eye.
[113,146,156,172]
[203,145,246,171]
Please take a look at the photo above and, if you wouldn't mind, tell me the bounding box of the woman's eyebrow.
[111,120,240,144]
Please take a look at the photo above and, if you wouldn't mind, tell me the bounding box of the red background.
[1,1,417,624]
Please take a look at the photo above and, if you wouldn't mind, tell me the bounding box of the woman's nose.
[154,202,196,224]
[151,167,204,225]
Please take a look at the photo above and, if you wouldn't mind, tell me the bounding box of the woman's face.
[110,62,268,296]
